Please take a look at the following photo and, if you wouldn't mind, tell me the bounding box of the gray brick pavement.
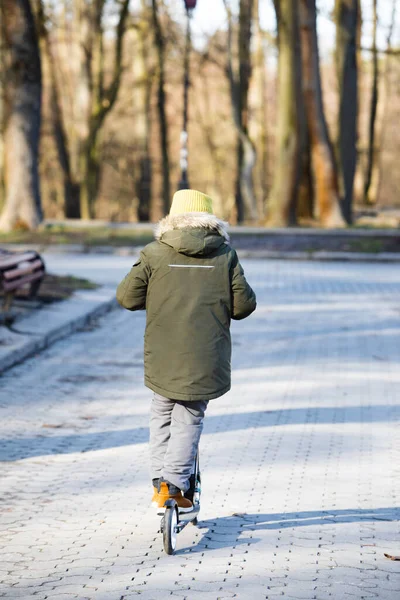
[1,260,400,599]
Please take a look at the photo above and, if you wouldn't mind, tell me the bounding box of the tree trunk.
[71,0,91,218]
[363,0,378,204]
[234,141,244,223]
[254,0,268,220]
[0,6,5,213]
[0,0,42,232]
[37,0,78,218]
[133,4,153,222]
[238,0,257,222]
[335,0,359,224]
[266,0,303,227]
[373,0,397,204]
[297,132,314,221]
[152,0,170,216]
[224,0,257,223]
[299,0,345,228]
[79,132,101,221]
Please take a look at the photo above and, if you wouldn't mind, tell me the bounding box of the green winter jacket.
[116,213,256,401]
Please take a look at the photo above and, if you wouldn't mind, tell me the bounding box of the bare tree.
[132,0,154,221]
[299,0,345,227]
[335,0,359,224]
[75,0,130,219]
[0,9,5,211]
[363,0,378,204]
[151,0,170,216]
[0,0,42,231]
[224,0,257,223]
[31,0,130,220]
[362,0,397,205]
[372,0,398,204]
[253,0,269,219]
[37,0,77,217]
[266,0,303,226]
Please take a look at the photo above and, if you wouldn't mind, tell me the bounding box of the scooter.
[160,454,201,555]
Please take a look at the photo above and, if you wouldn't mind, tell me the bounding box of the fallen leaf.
[362,544,376,547]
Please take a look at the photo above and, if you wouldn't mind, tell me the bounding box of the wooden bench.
[0,250,46,311]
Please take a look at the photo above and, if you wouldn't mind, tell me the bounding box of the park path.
[1,259,400,599]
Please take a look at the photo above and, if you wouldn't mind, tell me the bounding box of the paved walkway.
[1,259,400,599]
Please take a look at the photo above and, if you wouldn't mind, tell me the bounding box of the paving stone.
[1,259,400,599]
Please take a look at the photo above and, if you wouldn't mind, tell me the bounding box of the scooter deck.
[177,505,200,524]
[160,505,200,533]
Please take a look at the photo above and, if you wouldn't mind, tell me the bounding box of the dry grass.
[0,225,154,247]
[0,273,99,305]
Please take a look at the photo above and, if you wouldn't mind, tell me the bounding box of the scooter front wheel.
[163,506,178,555]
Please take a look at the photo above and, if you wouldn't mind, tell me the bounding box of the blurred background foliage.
[0,0,399,231]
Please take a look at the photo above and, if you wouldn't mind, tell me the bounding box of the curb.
[0,288,118,375]
[235,250,400,262]
[2,243,400,262]
[41,218,400,235]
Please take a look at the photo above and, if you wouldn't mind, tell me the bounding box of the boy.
[116,189,256,513]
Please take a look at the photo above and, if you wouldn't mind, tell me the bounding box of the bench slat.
[0,252,39,269]
[2,270,44,292]
[3,259,44,280]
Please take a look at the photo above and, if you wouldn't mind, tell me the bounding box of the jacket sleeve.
[230,250,257,320]
[116,252,151,311]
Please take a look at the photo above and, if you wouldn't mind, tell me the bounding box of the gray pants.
[149,393,208,492]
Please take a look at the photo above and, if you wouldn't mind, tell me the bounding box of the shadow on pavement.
[1,403,399,461]
[178,507,399,555]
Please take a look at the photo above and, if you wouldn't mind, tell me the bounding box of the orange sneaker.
[157,480,193,515]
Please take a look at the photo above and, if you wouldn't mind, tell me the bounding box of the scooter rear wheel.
[163,506,178,555]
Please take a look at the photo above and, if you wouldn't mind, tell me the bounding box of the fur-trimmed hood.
[155,212,230,242]
[154,212,230,257]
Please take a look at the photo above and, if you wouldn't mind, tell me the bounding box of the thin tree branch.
[360,45,400,56]
[99,0,130,122]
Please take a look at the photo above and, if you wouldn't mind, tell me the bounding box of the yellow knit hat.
[169,189,213,215]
